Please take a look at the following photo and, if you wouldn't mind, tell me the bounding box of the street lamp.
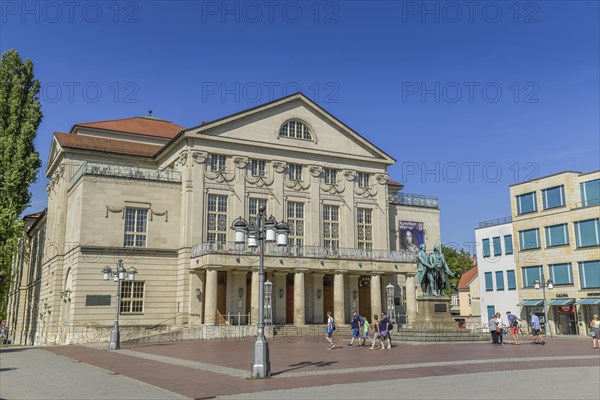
[533,272,554,338]
[386,283,395,324]
[101,259,138,350]
[231,206,289,379]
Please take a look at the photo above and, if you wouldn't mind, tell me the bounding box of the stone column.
[348,275,359,312]
[251,268,259,326]
[294,269,307,325]
[334,270,346,324]
[312,273,324,323]
[405,273,417,325]
[204,268,218,325]
[370,273,382,319]
[189,270,205,325]
[273,272,287,324]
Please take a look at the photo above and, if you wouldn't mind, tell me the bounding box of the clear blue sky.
[2,1,599,253]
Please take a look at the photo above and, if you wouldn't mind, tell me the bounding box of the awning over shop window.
[517,299,544,306]
[575,298,600,305]
[548,299,575,306]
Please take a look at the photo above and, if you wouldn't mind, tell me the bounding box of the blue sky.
[2,0,599,252]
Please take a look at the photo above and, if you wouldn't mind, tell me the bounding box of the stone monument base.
[411,296,457,330]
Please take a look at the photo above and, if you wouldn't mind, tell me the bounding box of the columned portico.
[334,270,346,324]
[204,268,219,325]
[348,275,359,312]
[312,273,324,323]
[370,273,382,318]
[294,269,307,325]
[405,273,417,325]
[273,271,287,324]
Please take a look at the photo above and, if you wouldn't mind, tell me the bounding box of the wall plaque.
[86,295,111,306]
[434,303,447,312]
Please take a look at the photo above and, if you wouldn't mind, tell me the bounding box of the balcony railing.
[478,216,512,228]
[70,161,181,188]
[191,242,416,263]
[388,193,439,209]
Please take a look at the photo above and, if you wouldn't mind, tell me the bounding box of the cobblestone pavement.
[6,335,600,399]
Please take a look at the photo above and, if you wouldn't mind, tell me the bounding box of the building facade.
[475,219,520,328]
[510,171,600,336]
[457,266,481,322]
[6,94,441,345]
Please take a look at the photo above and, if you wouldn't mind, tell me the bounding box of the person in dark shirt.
[380,312,391,350]
[348,310,361,347]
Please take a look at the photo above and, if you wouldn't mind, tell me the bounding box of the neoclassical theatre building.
[7,93,441,345]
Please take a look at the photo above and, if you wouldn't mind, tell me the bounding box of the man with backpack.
[348,310,361,347]
[506,311,522,345]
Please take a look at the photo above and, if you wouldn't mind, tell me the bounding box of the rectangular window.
[287,202,304,248]
[495,271,504,290]
[493,236,501,256]
[542,185,565,209]
[357,208,373,250]
[207,194,227,243]
[507,270,516,290]
[487,305,496,319]
[250,159,266,177]
[522,265,542,288]
[545,223,569,247]
[549,263,573,285]
[208,154,226,172]
[482,238,490,258]
[504,235,513,255]
[516,192,537,214]
[519,228,540,250]
[124,208,148,247]
[287,164,302,181]
[120,281,144,314]
[575,219,600,248]
[248,198,267,227]
[323,168,338,185]
[580,179,600,207]
[485,272,493,291]
[357,172,369,188]
[579,260,600,289]
[323,205,340,250]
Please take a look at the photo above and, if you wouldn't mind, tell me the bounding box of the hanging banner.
[399,221,424,253]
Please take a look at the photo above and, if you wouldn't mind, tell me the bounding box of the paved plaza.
[1,335,599,399]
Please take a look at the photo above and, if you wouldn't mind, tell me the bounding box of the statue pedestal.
[411,296,456,329]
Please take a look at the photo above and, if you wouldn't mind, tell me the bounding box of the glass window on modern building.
[357,208,373,250]
[120,281,144,314]
[487,305,496,319]
[574,218,600,248]
[483,238,490,257]
[506,270,516,290]
[287,164,302,181]
[207,194,227,243]
[495,271,504,290]
[485,272,493,291]
[545,223,569,247]
[124,208,147,247]
[519,228,540,250]
[516,192,537,214]
[250,159,266,177]
[323,205,340,250]
[549,263,573,286]
[208,154,226,172]
[580,178,600,207]
[522,265,542,287]
[542,185,565,209]
[504,234,513,255]
[579,260,600,289]
[493,236,501,256]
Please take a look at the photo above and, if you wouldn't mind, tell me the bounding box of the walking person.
[380,312,392,350]
[361,316,372,347]
[590,314,600,349]
[530,312,545,345]
[489,314,500,345]
[348,310,361,347]
[495,313,505,345]
[370,315,382,350]
[325,311,335,349]
[506,311,522,345]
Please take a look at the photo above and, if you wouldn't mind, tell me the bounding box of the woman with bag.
[489,314,500,345]
[590,314,600,349]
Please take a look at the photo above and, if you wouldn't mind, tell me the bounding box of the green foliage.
[0,49,43,319]
[442,245,474,296]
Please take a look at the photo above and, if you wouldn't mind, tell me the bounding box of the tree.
[442,245,474,296]
[0,50,43,319]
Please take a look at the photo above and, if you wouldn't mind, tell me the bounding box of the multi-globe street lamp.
[231,205,289,379]
[101,259,138,350]
[534,272,554,338]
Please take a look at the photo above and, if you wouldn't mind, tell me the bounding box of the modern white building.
[475,218,520,327]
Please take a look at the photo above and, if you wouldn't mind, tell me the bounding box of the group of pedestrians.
[325,310,393,350]
[489,311,546,345]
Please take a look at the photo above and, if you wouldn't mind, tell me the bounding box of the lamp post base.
[251,335,270,378]
[108,325,120,350]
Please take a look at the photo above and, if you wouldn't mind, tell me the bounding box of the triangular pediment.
[185,94,395,164]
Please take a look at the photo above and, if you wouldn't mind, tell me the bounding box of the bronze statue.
[416,242,454,296]
[429,243,455,295]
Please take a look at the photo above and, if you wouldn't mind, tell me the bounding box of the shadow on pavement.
[272,360,339,376]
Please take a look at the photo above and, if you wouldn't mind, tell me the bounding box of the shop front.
[517,299,545,333]
[548,299,577,335]
[575,298,600,336]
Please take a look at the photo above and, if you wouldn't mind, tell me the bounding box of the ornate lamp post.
[386,283,395,324]
[231,205,289,378]
[101,259,138,350]
[533,272,554,338]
